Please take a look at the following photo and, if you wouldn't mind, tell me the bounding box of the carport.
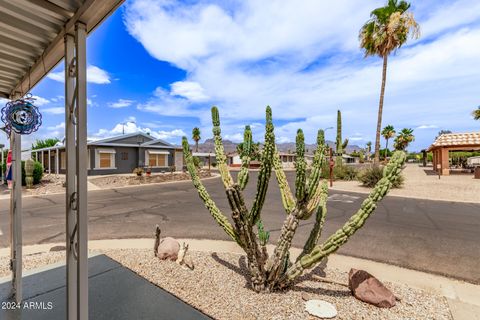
[0,1,124,319]
[427,132,480,175]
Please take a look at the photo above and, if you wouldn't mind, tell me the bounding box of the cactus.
[183,106,406,292]
[336,110,348,166]
[25,159,34,188]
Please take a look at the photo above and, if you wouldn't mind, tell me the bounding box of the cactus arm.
[273,148,296,214]
[306,129,326,201]
[294,129,307,203]
[336,110,343,166]
[237,125,252,190]
[297,180,328,260]
[211,106,235,188]
[342,138,349,151]
[182,137,240,244]
[250,106,275,225]
[281,151,406,285]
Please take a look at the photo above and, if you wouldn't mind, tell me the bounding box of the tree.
[381,125,396,159]
[237,141,262,161]
[366,141,372,161]
[436,129,452,139]
[473,106,480,121]
[32,138,60,150]
[394,128,414,150]
[360,0,420,164]
[192,127,201,152]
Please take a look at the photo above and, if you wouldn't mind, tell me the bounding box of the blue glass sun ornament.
[1,93,42,136]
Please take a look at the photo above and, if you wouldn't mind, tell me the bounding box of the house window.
[146,150,169,167]
[95,149,116,169]
[121,152,128,160]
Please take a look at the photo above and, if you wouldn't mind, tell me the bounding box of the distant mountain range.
[192,138,362,155]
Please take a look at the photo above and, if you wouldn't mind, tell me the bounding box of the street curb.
[1,237,478,319]
[0,173,221,200]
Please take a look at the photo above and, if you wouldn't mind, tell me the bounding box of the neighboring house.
[29,132,184,175]
[192,152,216,168]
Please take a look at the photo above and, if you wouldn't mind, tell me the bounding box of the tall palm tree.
[473,106,480,120]
[360,0,420,164]
[366,141,372,161]
[394,128,414,151]
[381,125,396,159]
[192,127,201,152]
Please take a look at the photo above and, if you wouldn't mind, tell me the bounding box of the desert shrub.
[20,161,43,186]
[211,162,217,167]
[334,165,358,181]
[192,156,202,168]
[359,166,404,188]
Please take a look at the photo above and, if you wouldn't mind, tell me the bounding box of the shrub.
[333,165,358,181]
[21,161,43,186]
[359,166,404,188]
[192,156,202,168]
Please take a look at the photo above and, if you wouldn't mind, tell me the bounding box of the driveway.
[0,172,479,284]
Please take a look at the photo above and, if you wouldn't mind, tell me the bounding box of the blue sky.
[1,0,479,151]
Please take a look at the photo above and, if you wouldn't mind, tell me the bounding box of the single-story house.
[29,132,184,175]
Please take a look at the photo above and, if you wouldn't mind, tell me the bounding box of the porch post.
[10,131,22,303]
[75,22,89,320]
[41,150,44,169]
[56,148,59,175]
[48,149,51,174]
[65,32,77,320]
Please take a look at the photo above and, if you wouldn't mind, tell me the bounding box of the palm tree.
[360,0,420,164]
[394,128,414,150]
[366,141,372,161]
[381,125,396,159]
[192,127,201,152]
[473,106,480,120]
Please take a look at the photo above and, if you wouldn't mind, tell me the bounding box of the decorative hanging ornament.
[1,93,42,136]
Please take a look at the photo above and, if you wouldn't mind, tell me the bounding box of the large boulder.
[348,268,396,308]
[156,237,180,261]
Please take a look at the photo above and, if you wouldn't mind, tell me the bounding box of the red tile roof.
[428,132,480,151]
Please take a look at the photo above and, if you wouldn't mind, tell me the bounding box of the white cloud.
[90,117,186,143]
[108,99,135,108]
[42,107,64,114]
[47,65,111,84]
[416,124,439,130]
[125,0,480,150]
[32,95,50,106]
[171,81,209,101]
[47,122,65,130]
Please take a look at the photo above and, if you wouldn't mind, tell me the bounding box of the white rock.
[305,300,337,319]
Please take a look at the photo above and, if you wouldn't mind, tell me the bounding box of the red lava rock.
[348,268,396,308]
[156,237,180,261]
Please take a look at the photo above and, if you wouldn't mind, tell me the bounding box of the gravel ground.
[0,174,66,197]
[0,249,452,319]
[332,163,480,203]
[89,170,212,188]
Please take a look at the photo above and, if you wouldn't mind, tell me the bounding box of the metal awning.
[0,0,124,99]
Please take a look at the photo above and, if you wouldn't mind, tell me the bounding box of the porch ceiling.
[0,0,124,99]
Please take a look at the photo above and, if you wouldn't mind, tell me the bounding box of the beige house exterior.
[427,132,480,175]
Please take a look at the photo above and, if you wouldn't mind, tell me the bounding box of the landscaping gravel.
[0,249,452,319]
[89,170,212,188]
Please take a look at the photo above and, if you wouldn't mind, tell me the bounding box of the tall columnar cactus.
[183,106,406,292]
[25,159,35,189]
[336,110,348,166]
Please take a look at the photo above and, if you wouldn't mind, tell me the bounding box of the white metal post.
[65,33,77,320]
[48,149,51,174]
[1,147,4,185]
[41,150,44,170]
[75,22,88,320]
[9,132,22,303]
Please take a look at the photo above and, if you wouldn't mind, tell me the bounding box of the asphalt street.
[1,172,479,284]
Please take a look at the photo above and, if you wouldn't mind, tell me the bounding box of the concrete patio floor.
[0,254,210,320]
